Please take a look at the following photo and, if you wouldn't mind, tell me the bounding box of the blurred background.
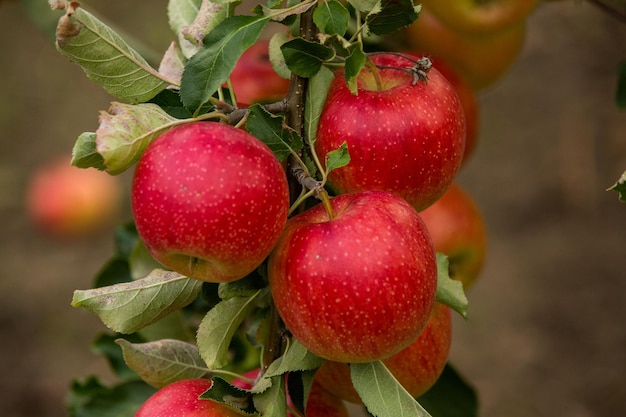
[0,1,624,416]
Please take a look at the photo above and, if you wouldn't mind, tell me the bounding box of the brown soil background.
[1,1,625,416]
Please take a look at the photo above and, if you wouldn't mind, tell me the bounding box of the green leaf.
[55,5,171,103]
[285,370,316,415]
[365,0,420,36]
[259,0,317,22]
[218,271,266,300]
[129,240,163,281]
[253,375,287,417]
[264,339,324,378]
[200,377,256,413]
[344,44,367,94]
[72,269,203,334]
[435,253,469,318]
[116,338,210,388]
[417,363,478,417]
[617,61,626,109]
[196,290,262,369]
[167,0,203,58]
[93,333,145,382]
[246,104,303,161]
[607,170,626,202]
[67,377,156,417]
[313,0,350,36]
[180,15,268,112]
[348,0,379,13]
[95,102,181,175]
[304,66,334,146]
[350,361,432,417]
[72,132,106,170]
[269,31,292,80]
[325,141,350,173]
[281,38,335,78]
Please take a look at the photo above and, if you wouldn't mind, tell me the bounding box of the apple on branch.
[315,53,466,211]
[268,190,438,363]
[131,121,290,283]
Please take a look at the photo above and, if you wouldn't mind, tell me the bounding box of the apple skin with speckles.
[315,53,466,211]
[131,122,289,283]
[268,190,438,363]
[135,379,248,417]
[315,302,452,403]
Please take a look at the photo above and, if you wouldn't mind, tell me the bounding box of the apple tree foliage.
[44,0,483,416]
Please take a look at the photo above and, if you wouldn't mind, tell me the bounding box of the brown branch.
[586,0,626,24]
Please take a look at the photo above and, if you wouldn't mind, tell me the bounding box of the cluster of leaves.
[48,0,478,416]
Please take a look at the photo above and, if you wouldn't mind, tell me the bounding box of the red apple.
[131,121,290,283]
[403,7,526,90]
[268,190,438,363]
[229,39,290,106]
[418,183,487,289]
[315,302,452,403]
[25,155,121,237]
[233,370,349,417]
[421,0,539,34]
[315,53,466,212]
[135,378,247,417]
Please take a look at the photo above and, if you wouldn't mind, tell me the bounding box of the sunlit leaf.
[196,290,262,369]
[325,141,350,173]
[167,0,203,58]
[351,361,432,417]
[72,132,106,170]
[269,31,292,79]
[55,5,172,103]
[180,0,228,48]
[304,65,334,145]
[435,253,469,318]
[158,41,186,85]
[117,338,211,388]
[180,15,268,112]
[313,0,350,36]
[71,269,203,334]
[607,170,626,202]
[95,102,181,175]
[246,104,303,161]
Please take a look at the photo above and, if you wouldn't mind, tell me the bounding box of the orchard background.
[0,0,625,416]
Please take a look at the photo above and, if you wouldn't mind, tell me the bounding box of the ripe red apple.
[25,155,121,237]
[268,190,438,363]
[418,183,487,289]
[135,378,247,417]
[421,0,539,34]
[233,370,349,417]
[131,122,290,283]
[315,302,452,403]
[229,39,290,106]
[315,53,466,212]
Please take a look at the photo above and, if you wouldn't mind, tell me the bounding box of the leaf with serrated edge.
[304,65,334,146]
[168,0,203,58]
[325,141,350,173]
[116,339,210,388]
[180,0,227,48]
[196,290,262,369]
[253,375,287,417]
[95,102,180,175]
[351,361,433,417]
[313,0,350,36]
[71,269,203,334]
[72,132,106,170]
[55,6,173,103]
[180,15,268,112]
[435,253,468,317]
[246,104,303,161]
[264,339,323,379]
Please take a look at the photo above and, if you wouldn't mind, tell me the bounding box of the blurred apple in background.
[25,155,122,238]
[419,183,488,289]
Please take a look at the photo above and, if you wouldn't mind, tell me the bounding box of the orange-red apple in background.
[315,302,452,403]
[25,155,121,238]
[419,183,488,289]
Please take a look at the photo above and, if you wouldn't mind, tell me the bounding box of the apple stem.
[368,52,433,85]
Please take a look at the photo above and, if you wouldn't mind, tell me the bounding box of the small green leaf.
[313,0,350,36]
[56,6,171,103]
[200,377,256,413]
[264,339,324,377]
[72,269,203,334]
[617,61,626,109]
[259,0,317,22]
[281,38,335,78]
[305,65,334,146]
[180,15,268,112]
[269,31,292,80]
[365,0,420,36]
[417,363,478,417]
[196,290,262,369]
[607,170,626,202]
[435,253,469,317]
[92,333,145,382]
[116,338,211,388]
[167,0,204,58]
[67,377,156,417]
[72,132,106,170]
[253,375,287,417]
[344,44,366,94]
[325,141,350,174]
[350,361,432,417]
[246,104,303,161]
[129,240,163,281]
[95,102,181,175]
